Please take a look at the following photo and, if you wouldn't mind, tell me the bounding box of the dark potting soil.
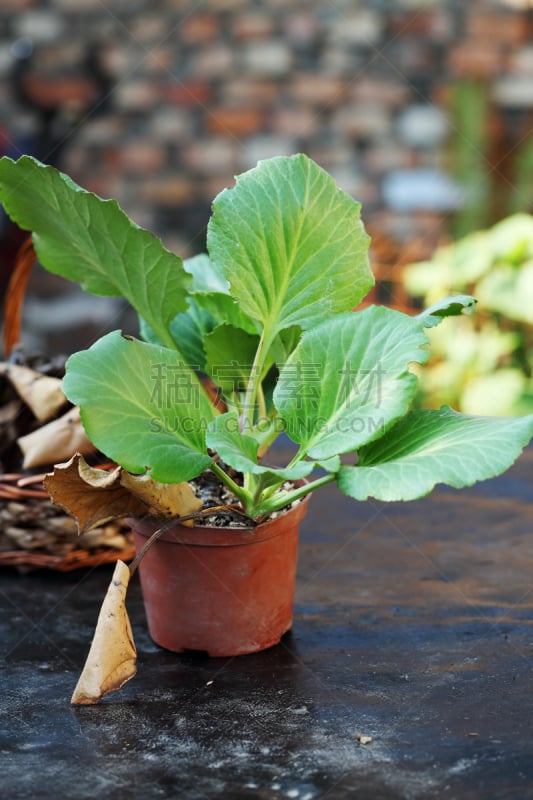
[189,468,254,528]
[189,468,301,529]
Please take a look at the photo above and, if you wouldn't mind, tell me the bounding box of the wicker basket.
[1,239,134,571]
[0,471,135,572]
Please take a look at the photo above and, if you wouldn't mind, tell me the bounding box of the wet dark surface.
[2,447,533,799]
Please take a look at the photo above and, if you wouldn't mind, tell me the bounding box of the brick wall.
[1,0,532,352]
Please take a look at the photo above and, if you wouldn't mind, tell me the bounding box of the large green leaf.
[0,156,189,348]
[62,332,215,483]
[207,154,373,343]
[273,307,429,460]
[206,412,314,481]
[338,406,533,502]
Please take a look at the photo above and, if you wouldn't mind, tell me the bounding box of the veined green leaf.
[207,154,373,343]
[416,295,477,328]
[63,332,215,483]
[204,325,262,397]
[185,254,258,334]
[206,412,314,481]
[338,406,533,502]
[274,307,429,459]
[0,156,189,348]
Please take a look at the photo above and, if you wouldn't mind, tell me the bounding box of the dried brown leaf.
[77,527,131,551]
[0,362,66,421]
[71,560,137,704]
[44,454,148,534]
[120,471,202,525]
[0,399,22,425]
[18,407,95,469]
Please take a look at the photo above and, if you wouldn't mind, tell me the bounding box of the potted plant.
[1,153,532,704]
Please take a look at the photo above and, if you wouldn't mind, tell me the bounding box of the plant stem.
[256,412,283,459]
[254,472,336,518]
[243,329,271,430]
[256,381,267,421]
[210,460,253,508]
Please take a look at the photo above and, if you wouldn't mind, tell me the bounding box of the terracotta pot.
[130,495,310,657]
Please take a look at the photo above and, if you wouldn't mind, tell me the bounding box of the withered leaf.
[120,471,202,524]
[44,454,148,534]
[0,362,66,421]
[71,560,137,704]
[18,406,95,469]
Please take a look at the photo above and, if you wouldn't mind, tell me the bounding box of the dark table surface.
[2,446,533,800]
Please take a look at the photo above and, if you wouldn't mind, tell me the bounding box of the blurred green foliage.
[404,214,533,415]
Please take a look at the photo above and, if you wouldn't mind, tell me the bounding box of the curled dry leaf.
[45,453,205,534]
[120,471,202,525]
[0,362,66,421]
[18,406,95,469]
[44,454,148,534]
[71,560,137,704]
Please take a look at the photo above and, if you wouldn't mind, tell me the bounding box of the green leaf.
[207,154,373,343]
[338,406,533,502]
[185,254,258,334]
[274,306,429,459]
[140,298,216,371]
[63,332,215,483]
[206,412,314,481]
[416,295,477,328]
[0,156,189,348]
[316,456,341,473]
[204,325,262,397]
[184,253,230,295]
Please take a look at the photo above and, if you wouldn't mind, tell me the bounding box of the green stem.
[285,447,306,470]
[256,381,267,421]
[256,412,284,459]
[256,447,307,504]
[254,472,335,518]
[243,329,272,430]
[158,327,180,351]
[210,461,253,508]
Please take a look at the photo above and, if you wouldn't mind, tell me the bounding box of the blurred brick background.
[0,0,532,354]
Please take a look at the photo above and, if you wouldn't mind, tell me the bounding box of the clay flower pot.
[130,495,310,657]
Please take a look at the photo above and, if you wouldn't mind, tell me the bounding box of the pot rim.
[128,492,310,548]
